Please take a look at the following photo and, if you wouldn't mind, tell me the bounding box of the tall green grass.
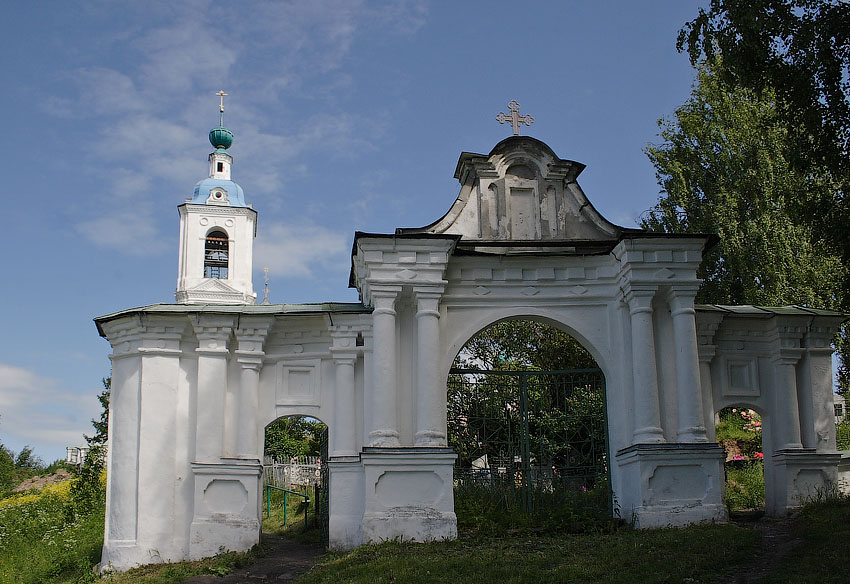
[454,478,615,534]
[725,461,765,511]
[0,481,104,584]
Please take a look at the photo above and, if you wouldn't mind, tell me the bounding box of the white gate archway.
[96,136,845,571]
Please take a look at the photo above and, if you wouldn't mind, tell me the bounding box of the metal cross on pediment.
[496,100,534,136]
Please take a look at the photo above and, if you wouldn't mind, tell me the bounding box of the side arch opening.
[714,405,766,518]
[447,317,612,531]
[261,415,328,542]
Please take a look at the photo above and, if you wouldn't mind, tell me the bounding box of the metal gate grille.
[316,428,329,546]
[448,368,608,514]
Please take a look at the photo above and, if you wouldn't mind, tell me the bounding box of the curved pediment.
[398,137,629,245]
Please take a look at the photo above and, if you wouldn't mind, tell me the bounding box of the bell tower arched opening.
[447,317,611,530]
[203,229,230,279]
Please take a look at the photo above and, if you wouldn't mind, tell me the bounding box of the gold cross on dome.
[496,100,534,135]
[216,90,228,113]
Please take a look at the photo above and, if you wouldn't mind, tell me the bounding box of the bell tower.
[175,91,257,304]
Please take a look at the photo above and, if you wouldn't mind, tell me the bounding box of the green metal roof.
[696,304,848,318]
[94,302,371,337]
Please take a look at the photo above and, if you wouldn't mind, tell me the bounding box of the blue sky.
[0,0,708,462]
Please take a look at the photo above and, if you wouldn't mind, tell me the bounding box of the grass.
[299,523,758,584]
[0,480,104,584]
[3,472,847,584]
[454,478,618,535]
[757,494,850,584]
[262,484,325,544]
[726,461,766,511]
[101,548,262,584]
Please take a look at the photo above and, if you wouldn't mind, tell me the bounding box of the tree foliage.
[642,63,846,308]
[666,1,850,391]
[679,0,850,177]
[453,320,597,372]
[264,417,327,460]
[85,377,110,446]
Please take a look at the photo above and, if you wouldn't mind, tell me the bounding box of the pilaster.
[695,312,723,443]
[668,287,707,442]
[623,286,664,443]
[234,316,274,458]
[191,314,236,462]
[768,320,806,451]
[369,287,402,447]
[330,325,360,457]
[414,286,447,446]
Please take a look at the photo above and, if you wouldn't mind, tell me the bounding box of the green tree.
[677,0,850,392]
[454,320,597,372]
[0,442,16,495]
[642,63,846,309]
[679,1,850,181]
[264,417,327,460]
[85,377,110,446]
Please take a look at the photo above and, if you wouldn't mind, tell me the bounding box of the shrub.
[836,422,850,451]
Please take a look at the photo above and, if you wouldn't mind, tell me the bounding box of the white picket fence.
[263,455,322,488]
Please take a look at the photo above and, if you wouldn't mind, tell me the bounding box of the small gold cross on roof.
[216,90,228,113]
[496,100,534,136]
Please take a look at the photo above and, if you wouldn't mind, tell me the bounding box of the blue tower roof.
[191,177,247,207]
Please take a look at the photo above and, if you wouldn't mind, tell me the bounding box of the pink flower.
[732,454,746,460]
[753,452,764,459]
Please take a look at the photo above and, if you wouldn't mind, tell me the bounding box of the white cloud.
[254,223,349,279]
[0,363,102,461]
[75,206,168,255]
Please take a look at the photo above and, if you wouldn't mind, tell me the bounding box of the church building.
[94,98,845,571]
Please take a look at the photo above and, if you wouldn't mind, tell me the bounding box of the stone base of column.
[328,456,365,550]
[615,443,727,528]
[360,447,457,544]
[768,449,841,517]
[188,459,263,561]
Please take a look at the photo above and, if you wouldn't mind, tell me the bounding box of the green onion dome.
[209,126,234,150]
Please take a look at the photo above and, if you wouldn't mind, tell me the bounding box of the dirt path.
[182,534,322,583]
[723,512,800,583]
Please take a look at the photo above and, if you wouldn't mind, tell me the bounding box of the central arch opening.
[447,318,611,531]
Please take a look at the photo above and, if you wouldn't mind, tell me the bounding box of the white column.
[235,356,262,457]
[234,318,272,458]
[625,288,664,443]
[369,288,401,447]
[192,315,234,462]
[669,289,708,442]
[330,325,359,457]
[773,351,804,450]
[698,350,717,442]
[414,288,446,446]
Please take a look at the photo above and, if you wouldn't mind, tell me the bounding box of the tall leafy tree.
[679,1,850,177]
[676,0,850,391]
[642,63,845,309]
